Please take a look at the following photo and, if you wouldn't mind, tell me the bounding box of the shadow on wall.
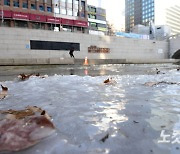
[172,49,180,59]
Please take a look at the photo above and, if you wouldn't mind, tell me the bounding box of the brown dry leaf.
[0,106,51,120]
[103,78,117,85]
[104,78,110,83]
[18,73,33,81]
[0,85,8,100]
[18,73,48,81]
[0,106,55,152]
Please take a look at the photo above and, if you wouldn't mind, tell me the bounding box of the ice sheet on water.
[0,67,180,153]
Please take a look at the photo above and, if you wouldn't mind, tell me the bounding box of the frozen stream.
[0,64,180,154]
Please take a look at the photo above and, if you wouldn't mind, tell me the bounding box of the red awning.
[30,14,46,22]
[12,12,29,20]
[61,18,74,26]
[0,10,11,18]
[74,20,88,27]
[46,16,61,24]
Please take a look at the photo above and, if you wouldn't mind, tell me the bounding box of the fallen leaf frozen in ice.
[0,107,55,152]
[0,85,8,100]
[100,133,109,142]
[18,73,33,80]
[103,78,117,85]
[18,73,48,81]
[0,106,51,120]
[133,120,139,124]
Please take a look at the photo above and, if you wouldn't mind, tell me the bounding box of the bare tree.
[107,21,115,36]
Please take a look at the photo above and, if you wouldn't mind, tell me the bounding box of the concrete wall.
[0,27,169,65]
[169,35,180,58]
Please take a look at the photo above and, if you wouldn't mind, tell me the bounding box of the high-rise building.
[125,0,154,32]
[0,0,88,32]
[87,5,107,35]
[125,0,180,35]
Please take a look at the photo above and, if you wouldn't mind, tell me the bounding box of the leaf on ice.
[0,85,8,100]
[0,106,55,152]
[103,78,117,85]
[17,73,48,81]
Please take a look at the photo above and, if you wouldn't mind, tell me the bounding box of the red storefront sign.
[61,18,73,26]
[12,12,29,20]
[46,16,61,24]
[30,14,46,22]
[74,20,88,27]
[0,10,11,18]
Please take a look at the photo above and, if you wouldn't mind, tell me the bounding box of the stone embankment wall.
[0,27,170,65]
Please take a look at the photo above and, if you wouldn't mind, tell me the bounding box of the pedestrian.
[69,47,75,58]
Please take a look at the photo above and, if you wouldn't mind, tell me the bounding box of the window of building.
[32,22,40,29]
[96,15,106,21]
[67,10,73,16]
[0,19,10,27]
[61,9,66,15]
[39,5,44,11]
[14,21,28,28]
[31,3,36,10]
[13,0,19,7]
[74,10,79,16]
[97,23,106,28]
[47,6,52,12]
[89,14,96,19]
[90,7,96,13]
[67,0,72,3]
[4,0,10,6]
[47,23,53,30]
[90,22,97,28]
[81,12,85,18]
[62,25,72,32]
[74,0,79,16]
[61,0,66,7]
[47,0,51,4]
[22,1,28,9]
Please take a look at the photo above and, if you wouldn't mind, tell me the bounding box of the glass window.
[90,22,97,28]
[32,22,40,29]
[0,19,10,27]
[13,0,19,7]
[67,10,73,16]
[39,5,44,11]
[14,21,28,28]
[31,3,36,10]
[61,9,66,15]
[4,0,10,6]
[75,0,79,5]
[81,12,85,18]
[74,10,78,16]
[23,2,28,8]
[47,7,52,12]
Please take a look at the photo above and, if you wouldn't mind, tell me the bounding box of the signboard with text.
[88,46,110,53]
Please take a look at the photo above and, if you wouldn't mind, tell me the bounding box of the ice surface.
[0,64,180,154]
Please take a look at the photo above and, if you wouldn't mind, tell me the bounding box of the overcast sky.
[87,0,125,30]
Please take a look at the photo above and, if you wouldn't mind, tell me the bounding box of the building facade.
[0,0,88,32]
[125,0,180,35]
[125,0,154,32]
[87,4,107,35]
